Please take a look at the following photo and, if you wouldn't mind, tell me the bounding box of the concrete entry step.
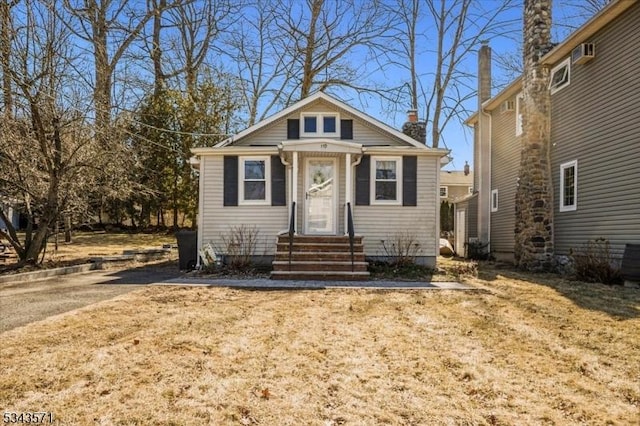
[270,271,371,281]
[272,260,369,272]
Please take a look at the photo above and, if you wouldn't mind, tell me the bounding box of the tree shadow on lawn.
[100,260,183,285]
[478,262,640,320]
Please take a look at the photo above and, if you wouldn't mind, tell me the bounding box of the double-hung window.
[301,113,339,137]
[371,156,402,204]
[559,160,577,212]
[239,157,270,205]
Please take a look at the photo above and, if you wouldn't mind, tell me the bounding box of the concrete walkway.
[161,277,473,290]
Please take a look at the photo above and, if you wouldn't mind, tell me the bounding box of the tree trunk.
[514,0,555,271]
[64,215,72,243]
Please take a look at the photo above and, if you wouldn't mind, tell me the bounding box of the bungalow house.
[191,92,449,279]
[457,0,640,264]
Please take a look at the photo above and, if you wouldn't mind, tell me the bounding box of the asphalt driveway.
[0,261,182,333]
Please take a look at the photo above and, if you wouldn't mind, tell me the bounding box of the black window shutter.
[287,119,300,139]
[271,155,286,206]
[403,156,417,206]
[340,119,353,140]
[223,156,238,206]
[355,155,370,206]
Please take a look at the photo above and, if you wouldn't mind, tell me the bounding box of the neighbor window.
[301,113,339,136]
[239,157,270,204]
[550,58,571,94]
[559,160,577,212]
[468,186,473,194]
[491,189,499,212]
[371,156,402,204]
[440,186,448,198]
[515,93,524,136]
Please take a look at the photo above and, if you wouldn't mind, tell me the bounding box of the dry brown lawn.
[1,232,176,271]
[1,264,639,425]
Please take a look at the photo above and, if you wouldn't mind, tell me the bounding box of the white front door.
[304,158,337,234]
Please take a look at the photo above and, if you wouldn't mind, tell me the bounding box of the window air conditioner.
[572,43,595,64]
[500,100,515,113]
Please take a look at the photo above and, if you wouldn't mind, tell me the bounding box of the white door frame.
[303,157,338,235]
[455,207,466,256]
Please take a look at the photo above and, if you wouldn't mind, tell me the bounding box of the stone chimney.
[514,0,555,271]
[402,109,426,144]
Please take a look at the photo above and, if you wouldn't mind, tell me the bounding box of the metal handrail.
[288,201,296,270]
[347,202,355,272]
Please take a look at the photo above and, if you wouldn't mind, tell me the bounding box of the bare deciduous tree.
[420,0,518,148]
[0,0,104,265]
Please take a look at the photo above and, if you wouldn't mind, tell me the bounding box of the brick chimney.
[402,109,426,144]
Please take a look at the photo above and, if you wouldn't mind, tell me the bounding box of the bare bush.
[219,225,259,271]
[380,232,423,266]
[569,238,622,285]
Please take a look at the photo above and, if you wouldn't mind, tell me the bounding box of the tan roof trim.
[192,146,278,156]
[542,0,637,65]
[465,77,523,126]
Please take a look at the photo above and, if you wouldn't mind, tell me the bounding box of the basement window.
[559,160,577,212]
[549,58,571,94]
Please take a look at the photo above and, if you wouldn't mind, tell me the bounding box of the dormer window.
[301,113,339,137]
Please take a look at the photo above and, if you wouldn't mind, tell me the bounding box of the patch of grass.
[1,264,638,424]
[1,231,176,273]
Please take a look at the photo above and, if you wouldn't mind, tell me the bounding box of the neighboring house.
[0,198,20,232]
[440,169,473,203]
[191,92,448,278]
[458,0,640,263]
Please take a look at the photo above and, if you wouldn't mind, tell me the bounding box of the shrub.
[569,238,622,285]
[219,225,259,271]
[380,232,423,267]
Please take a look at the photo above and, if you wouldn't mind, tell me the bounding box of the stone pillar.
[514,0,555,271]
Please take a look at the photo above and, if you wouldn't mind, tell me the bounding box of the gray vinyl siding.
[200,156,288,256]
[235,98,409,147]
[550,2,640,260]
[354,156,439,258]
[490,99,521,258]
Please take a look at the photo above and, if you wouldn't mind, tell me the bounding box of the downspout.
[480,106,492,254]
[194,155,205,268]
[278,148,293,235]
